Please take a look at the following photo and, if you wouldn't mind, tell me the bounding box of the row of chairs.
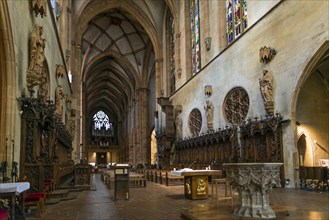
[24,179,56,217]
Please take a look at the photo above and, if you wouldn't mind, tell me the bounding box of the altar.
[171,168,222,200]
[0,182,30,220]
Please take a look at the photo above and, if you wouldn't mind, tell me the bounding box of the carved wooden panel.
[188,108,202,136]
[175,114,283,168]
[223,87,249,125]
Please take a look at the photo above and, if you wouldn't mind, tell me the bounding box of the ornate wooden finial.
[259,46,276,63]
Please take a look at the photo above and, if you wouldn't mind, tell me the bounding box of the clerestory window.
[226,0,248,44]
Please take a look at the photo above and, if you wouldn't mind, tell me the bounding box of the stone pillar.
[157,97,175,169]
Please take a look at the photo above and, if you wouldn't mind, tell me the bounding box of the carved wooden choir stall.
[174,113,285,182]
[18,96,74,193]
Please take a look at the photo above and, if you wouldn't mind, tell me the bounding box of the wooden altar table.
[171,168,222,200]
[0,182,30,220]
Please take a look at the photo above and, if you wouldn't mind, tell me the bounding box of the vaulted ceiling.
[81,8,155,122]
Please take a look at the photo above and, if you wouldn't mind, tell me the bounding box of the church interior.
[0,0,328,219]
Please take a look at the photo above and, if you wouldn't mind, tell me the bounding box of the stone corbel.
[177,68,182,78]
[31,0,47,18]
[56,64,65,78]
[205,37,212,51]
[66,96,72,110]
[259,46,276,63]
[175,105,182,115]
[204,85,212,97]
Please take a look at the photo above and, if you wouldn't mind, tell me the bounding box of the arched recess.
[0,1,16,161]
[292,41,329,167]
[296,133,315,167]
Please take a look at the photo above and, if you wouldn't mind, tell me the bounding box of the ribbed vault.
[82,8,153,123]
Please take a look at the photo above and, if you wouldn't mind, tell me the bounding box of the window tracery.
[223,87,249,125]
[188,108,202,137]
[92,110,113,137]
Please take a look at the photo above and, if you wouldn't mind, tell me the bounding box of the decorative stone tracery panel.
[188,108,202,137]
[223,87,249,125]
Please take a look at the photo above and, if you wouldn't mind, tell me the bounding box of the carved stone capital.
[259,46,276,63]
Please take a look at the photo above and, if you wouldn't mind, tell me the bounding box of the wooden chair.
[211,178,233,210]
[24,191,47,217]
[0,199,8,220]
[0,210,8,220]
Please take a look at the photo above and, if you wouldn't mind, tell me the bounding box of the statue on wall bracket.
[54,86,64,120]
[175,105,183,139]
[27,25,46,92]
[259,70,274,115]
[204,100,214,131]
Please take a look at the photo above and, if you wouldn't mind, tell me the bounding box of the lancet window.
[167,11,175,94]
[190,0,201,75]
[226,0,248,44]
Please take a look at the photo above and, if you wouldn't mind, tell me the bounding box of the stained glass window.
[226,0,248,44]
[167,12,175,94]
[92,110,113,137]
[55,2,61,19]
[50,0,55,9]
[190,0,201,75]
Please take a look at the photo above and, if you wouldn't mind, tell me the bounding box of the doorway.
[96,152,107,165]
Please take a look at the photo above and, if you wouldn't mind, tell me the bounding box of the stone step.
[46,193,78,205]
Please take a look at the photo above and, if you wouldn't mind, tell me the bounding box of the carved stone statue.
[54,86,64,119]
[175,105,183,139]
[259,70,274,114]
[176,117,182,139]
[204,100,214,130]
[27,25,45,89]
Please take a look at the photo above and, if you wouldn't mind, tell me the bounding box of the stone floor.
[25,174,329,220]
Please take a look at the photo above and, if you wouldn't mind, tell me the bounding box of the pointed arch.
[0,1,16,154]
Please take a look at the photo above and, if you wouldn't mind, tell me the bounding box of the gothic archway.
[0,1,17,168]
[294,41,329,167]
